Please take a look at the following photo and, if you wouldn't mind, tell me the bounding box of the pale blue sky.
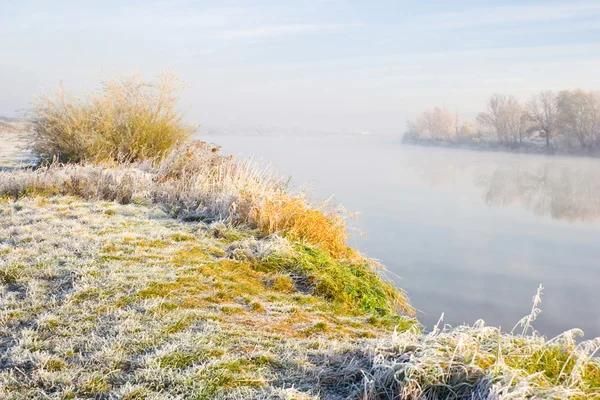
[2,1,600,133]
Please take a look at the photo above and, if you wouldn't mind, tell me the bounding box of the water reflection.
[477,160,600,222]
[406,148,600,223]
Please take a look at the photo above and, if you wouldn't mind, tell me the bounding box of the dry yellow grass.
[0,141,355,261]
[22,70,353,260]
[156,141,356,260]
[29,70,193,163]
[253,194,353,259]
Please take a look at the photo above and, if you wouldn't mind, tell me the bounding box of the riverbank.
[1,141,600,399]
[402,134,600,158]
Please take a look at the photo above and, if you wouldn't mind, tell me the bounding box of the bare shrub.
[29,70,193,163]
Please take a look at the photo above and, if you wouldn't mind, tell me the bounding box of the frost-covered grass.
[0,142,412,316]
[0,197,416,399]
[2,198,599,399]
[363,316,600,399]
[1,141,599,398]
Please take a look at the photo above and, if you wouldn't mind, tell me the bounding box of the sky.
[2,0,600,134]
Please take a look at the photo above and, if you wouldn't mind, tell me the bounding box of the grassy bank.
[2,148,600,399]
[0,196,415,399]
[402,133,600,158]
[0,140,418,398]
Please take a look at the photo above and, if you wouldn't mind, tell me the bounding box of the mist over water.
[203,134,600,339]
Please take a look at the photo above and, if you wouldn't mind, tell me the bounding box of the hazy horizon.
[2,0,600,134]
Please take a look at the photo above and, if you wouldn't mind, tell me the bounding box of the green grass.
[253,243,413,316]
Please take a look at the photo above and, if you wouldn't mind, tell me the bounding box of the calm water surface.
[203,135,600,339]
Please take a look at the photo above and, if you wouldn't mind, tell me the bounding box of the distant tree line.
[406,89,600,150]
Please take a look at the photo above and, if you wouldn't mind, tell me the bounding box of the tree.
[526,91,559,148]
[407,107,459,140]
[477,94,509,143]
[477,94,528,144]
[504,96,529,144]
[557,89,600,148]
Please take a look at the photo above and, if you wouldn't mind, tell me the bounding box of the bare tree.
[406,116,428,137]
[477,94,508,143]
[526,91,559,148]
[504,96,529,144]
[407,107,458,140]
[477,94,528,144]
[557,89,600,148]
[408,88,600,151]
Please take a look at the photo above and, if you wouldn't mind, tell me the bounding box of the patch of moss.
[44,358,68,372]
[139,239,168,248]
[162,315,194,334]
[71,287,101,302]
[221,305,245,315]
[156,349,203,369]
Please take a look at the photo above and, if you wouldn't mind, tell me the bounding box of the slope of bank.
[0,196,417,399]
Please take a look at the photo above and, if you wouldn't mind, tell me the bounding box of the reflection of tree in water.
[476,160,600,222]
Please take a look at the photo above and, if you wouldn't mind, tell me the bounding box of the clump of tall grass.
[0,141,353,259]
[155,142,356,259]
[359,286,600,399]
[29,70,193,162]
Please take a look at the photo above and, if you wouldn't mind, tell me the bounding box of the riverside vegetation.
[405,90,600,156]
[1,72,599,399]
